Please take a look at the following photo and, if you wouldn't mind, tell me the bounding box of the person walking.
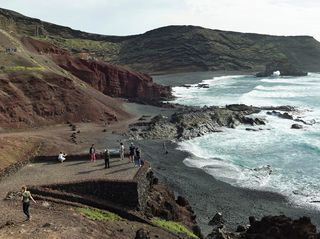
[119,142,125,160]
[104,147,110,169]
[89,144,96,162]
[21,186,36,221]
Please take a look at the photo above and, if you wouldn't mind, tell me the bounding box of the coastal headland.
[0,7,320,239]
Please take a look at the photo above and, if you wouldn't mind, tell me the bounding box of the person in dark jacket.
[134,147,141,167]
[104,147,110,169]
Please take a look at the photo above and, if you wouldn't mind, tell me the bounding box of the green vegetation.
[3,66,44,72]
[77,207,122,221]
[34,36,120,54]
[63,38,119,52]
[151,218,199,238]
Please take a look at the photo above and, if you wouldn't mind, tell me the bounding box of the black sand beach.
[140,139,320,235]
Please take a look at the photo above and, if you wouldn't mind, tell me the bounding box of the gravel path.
[0,156,138,225]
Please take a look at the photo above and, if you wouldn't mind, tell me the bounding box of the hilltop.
[1,8,320,74]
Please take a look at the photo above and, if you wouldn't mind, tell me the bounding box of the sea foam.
[172,73,320,209]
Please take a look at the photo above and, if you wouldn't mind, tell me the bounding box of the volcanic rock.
[208,213,225,226]
[291,124,303,129]
[22,37,172,103]
[245,215,317,239]
[267,111,293,120]
[256,60,308,77]
[135,228,150,239]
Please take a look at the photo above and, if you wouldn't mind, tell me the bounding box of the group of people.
[89,142,142,168]
[28,141,144,222]
[129,142,142,167]
[57,142,143,168]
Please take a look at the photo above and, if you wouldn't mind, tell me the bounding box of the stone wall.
[134,161,152,211]
[41,179,139,209]
[0,143,42,182]
[1,152,152,214]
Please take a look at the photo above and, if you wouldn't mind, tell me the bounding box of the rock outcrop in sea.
[129,104,298,141]
[256,60,308,77]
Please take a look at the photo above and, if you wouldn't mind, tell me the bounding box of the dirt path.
[0,102,182,238]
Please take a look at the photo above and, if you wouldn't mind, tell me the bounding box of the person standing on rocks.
[104,147,110,169]
[129,142,135,163]
[21,186,36,221]
[119,142,125,160]
[89,144,96,162]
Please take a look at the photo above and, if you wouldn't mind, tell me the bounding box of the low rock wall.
[1,152,152,212]
[0,143,42,182]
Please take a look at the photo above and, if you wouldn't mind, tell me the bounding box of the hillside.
[0,17,170,129]
[1,8,320,74]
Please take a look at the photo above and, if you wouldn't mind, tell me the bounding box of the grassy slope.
[1,8,320,74]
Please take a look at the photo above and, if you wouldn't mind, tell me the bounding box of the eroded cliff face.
[22,37,171,103]
[0,72,124,128]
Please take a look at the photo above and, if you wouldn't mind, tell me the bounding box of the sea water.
[172,73,320,208]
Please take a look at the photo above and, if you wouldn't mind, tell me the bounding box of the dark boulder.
[209,212,225,226]
[226,104,260,113]
[246,215,317,239]
[135,228,150,239]
[291,124,303,129]
[245,128,259,132]
[267,111,293,120]
[176,196,189,207]
[236,225,246,232]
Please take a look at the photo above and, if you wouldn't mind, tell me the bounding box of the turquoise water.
[172,73,320,208]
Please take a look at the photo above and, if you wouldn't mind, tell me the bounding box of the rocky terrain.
[0,21,170,129]
[128,104,304,141]
[206,214,318,239]
[1,8,320,75]
[256,60,308,77]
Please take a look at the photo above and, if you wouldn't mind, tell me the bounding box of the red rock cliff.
[22,37,172,103]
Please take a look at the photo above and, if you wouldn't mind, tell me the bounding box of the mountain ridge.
[1,8,320,74]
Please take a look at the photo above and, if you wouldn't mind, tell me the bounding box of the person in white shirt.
[119,142,125,160]
[58,152,67,163]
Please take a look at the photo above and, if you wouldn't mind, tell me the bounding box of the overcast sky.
[1,0,319,41]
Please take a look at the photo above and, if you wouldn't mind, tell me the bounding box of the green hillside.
[1,8,320,74]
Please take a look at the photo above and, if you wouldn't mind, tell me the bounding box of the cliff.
[1,8,319,74]
[22,37,171,102]
[0,25,170,128]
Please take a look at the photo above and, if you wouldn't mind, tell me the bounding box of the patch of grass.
[77,207,121,221]
[151,218,199,238]
[4,66,44,72]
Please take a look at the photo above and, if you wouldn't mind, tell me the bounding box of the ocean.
[171,73,320,209]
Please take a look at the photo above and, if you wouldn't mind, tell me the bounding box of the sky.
[1,0,319,41]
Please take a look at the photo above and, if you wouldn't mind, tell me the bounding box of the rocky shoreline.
[128,103,307,141]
